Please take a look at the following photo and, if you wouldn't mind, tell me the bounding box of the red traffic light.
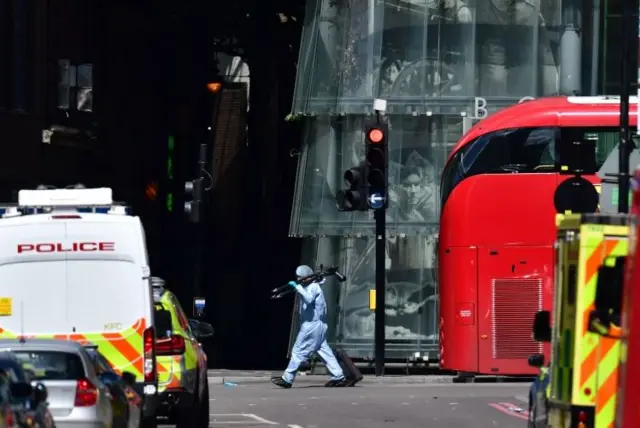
[367,128,384,144]
[145,182,158,201]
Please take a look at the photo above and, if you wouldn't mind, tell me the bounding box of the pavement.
[164,371,534,427]
[206,369,456,385]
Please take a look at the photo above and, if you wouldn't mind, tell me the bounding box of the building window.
[58,60,93,112]
[11,0,28,112]
[0,0,31,112]
[0,0,8,108]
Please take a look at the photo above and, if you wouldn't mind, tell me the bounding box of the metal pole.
[374,208,386,377]
[193,144,207,300]
[618,0,633,213]
[590,0,601,95]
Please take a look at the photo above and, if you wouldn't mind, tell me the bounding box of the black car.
[0,352,53,428]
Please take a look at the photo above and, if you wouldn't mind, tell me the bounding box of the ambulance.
[588,166,640,428]
[0,187,159,427]
[533,213,629,428]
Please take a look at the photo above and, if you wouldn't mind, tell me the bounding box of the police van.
[0,186,159,427]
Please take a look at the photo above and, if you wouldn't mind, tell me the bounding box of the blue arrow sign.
[368,193,385,209]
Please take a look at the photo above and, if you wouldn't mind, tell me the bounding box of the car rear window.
[154,307,173,338]
[0,359,26,383]
[12,351,85,380]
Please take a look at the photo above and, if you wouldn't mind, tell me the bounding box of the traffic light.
[365,121,389,209]
[336,163,368,211]
[184,178,203,223]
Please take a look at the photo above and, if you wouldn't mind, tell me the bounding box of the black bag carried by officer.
[334,349,363,386]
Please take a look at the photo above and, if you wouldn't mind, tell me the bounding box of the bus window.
[440,126,636,209]
[440,127,557,207]
[559,128,639,170]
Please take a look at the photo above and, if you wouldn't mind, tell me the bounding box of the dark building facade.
[0,0,307,369]
[289,0,637,360]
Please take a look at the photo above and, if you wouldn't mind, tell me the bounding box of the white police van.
[0,187,159,427]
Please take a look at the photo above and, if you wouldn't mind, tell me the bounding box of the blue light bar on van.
[0,206,132,216]
[77,206,132,214]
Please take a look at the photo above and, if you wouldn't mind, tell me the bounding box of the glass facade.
[289,0,596,359]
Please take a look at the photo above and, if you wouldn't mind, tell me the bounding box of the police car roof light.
[18,188,113,207]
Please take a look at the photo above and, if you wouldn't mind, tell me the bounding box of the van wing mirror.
[589,257,625,338]
[532,310,552,342]
[189,319,214,339]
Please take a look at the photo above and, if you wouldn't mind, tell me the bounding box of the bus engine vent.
[491,278,543,359]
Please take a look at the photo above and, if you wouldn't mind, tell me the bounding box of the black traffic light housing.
[184,178,203,223]
[336,163,368,211]
[365,121,389,209]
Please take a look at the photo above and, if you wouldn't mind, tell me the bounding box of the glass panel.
[439,126,626,209]
[57,60,74,109]
[77,64,93,112]
[292,0,568,115]
[77,64,92,88]
[291,114,459,236]
[10,0,28,111]
[292,0,385,114]
[77,87,93,112]
[154,307,173,338]
[86,349,112,374]
[0,359,24,382]
[13,352,85,380]
[334,235,438,358]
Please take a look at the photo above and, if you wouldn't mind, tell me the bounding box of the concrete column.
[559,0,582,95]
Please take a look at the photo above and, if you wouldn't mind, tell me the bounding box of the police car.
[151,277,211,427]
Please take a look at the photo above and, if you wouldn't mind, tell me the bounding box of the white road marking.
[245,414,279,425]
[288,425,305,428]
[208,413,279,425]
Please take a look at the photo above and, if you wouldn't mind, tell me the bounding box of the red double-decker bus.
[438,96,638,377]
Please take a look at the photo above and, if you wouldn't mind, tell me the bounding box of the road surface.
[168,376,531,427]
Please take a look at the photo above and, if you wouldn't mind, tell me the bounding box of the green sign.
[166,136,175,212]
[611,187,633,207]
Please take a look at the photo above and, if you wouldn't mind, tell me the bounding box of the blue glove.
[288,281,298,288]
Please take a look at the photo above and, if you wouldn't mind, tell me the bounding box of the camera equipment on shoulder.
[270,265,347,300]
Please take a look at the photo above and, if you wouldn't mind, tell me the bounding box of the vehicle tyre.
[198,381,210,428]
[175,392,198,428]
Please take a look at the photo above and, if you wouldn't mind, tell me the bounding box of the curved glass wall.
[289,0,585,360]
[293,0,571,116]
